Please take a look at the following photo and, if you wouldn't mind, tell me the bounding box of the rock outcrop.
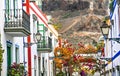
[42,0,109,45]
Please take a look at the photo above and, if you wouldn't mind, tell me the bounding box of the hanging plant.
[0,44,4,71]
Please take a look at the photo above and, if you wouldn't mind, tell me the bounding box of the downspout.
[26,0,32,76]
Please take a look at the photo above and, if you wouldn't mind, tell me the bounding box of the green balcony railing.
[37,36,52,52]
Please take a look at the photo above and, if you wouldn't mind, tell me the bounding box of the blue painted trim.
[105,50,120,66]
[112,50,120,60]
[105,0,120,67]
[110,0,117,19]
[6,41,12,47]
[6,41,12,45]
[15,44,19,48]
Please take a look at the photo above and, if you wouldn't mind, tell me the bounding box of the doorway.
[7,42,12,76]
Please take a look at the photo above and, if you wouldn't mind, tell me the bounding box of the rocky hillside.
[42,0,109,46]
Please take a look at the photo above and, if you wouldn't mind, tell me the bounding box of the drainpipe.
[26,0,32,76]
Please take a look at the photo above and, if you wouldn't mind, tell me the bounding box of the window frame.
[15,45,19,63]
[13,0,18,17]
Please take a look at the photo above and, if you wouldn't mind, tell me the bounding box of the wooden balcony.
[4,9,30,37]
[37,36,52,53]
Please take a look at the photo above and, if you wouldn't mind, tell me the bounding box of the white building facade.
[0,0,58,76]
[0,0,30,76]
[103,0,120,76]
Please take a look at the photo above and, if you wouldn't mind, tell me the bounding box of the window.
[5,0,11,21]
[5,0,11,10]
[13,0,18,17]
[15,46,19,63]
[5,0,18,21]
[7,41,12,76]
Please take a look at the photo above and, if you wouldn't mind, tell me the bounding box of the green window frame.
[37,24,45,46]
[13,0,18,17]
[6,41,12,76]
[5,0,11,21]
[5,0,18,21]
[5,0,10,11]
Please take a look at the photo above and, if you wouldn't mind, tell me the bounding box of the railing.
[37,36,52,52]
[38,36,52,48]
[4,9,30,32]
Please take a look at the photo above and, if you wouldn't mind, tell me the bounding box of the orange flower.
[54,47,64,57]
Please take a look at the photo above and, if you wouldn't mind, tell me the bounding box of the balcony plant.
[8,62,25,76]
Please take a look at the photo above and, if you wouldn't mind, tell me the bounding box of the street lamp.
[24,32,42,47]
[23,31,42,75]
[34,32,42,43]
[100,21,110,39]
[100,21,120,43]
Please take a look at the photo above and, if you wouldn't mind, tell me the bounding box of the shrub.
[8,62,26,76]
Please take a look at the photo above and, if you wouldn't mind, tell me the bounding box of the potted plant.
[8,62,26,76]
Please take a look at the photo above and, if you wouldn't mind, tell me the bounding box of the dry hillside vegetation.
[42,0,109,45]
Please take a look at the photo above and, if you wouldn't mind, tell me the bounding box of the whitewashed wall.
[105,2,120,75]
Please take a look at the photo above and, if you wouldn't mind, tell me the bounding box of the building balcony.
[37,36,52,53]
[4,9,30,37]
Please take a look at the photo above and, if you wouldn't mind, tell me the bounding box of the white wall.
[105,3,120,74]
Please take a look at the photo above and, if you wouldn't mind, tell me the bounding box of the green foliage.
[0,44,4,71]
[8,63,26,76]
[96,42,104,50]
[53,22,62,31]
[62,13,71,18]
[56,71,65,76]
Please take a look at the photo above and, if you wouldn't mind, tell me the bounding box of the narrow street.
[0,0,120,76]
